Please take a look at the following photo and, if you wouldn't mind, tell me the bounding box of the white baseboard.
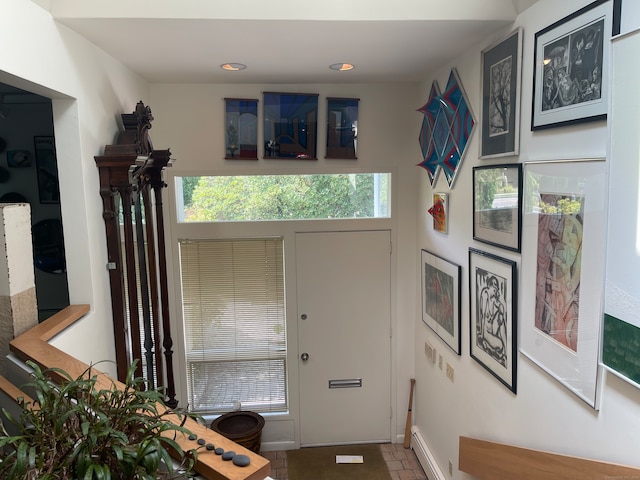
[410,425,447,480]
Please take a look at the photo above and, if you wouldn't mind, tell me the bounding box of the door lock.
[301,352,309,361]
[301,314,307,320]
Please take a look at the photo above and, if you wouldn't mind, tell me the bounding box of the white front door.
[296,230,391,446]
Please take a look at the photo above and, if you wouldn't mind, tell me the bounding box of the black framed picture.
[531,0,613,130]
[326,97,358,159]
[224,98,258,160]
[469,248,517,393]
[480,28,522,159]
[34,136,60,204]
[263,92,318,159]
[472,163,522,252]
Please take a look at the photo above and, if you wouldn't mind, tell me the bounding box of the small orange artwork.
[428,193,448,233]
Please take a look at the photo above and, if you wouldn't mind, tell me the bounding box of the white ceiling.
[34,0,541,84]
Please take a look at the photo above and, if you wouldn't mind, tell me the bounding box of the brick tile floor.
[261,443,427,480]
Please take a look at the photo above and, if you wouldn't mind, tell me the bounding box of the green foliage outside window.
[180,174,389,222]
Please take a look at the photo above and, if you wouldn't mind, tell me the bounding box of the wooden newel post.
[95,102,177,407]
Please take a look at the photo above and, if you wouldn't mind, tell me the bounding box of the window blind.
[179,238,287,414]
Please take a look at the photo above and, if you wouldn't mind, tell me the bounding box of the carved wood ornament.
[95,101,177,408]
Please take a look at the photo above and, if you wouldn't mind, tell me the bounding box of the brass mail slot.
[329,378,362,389]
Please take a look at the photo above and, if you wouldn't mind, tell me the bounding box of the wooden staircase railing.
[459,436,640,480]
[3,305,271,480]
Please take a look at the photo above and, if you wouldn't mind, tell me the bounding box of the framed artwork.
[417,68,476,188]
[263,92,318,159]
[421,249,461,355]
[469,248,517,393]
[602,24,640,390]
[428,193,448,234]
[520,158,606,409]
[472,163,522,252]
[34,136,60,204]
[531,0,613,130]
[480,28,522,159]
[224,98,258,160]
[7,150,31,168]
[603,313,640,388]
[326,97,358,159]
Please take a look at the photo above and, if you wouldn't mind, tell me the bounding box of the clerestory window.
[175,173,390,222]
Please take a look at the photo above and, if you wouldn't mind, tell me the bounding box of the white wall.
[5,0,639,464]
[148,82,419,446]
[415,0,640,477]
[0,0,150,374]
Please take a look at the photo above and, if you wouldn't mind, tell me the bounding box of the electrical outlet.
[438,354,443,370]
[425,341,436,363]
[449,459,453,475]
[446,363,454,382]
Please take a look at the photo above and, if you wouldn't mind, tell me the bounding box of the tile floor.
[262,443,427,480]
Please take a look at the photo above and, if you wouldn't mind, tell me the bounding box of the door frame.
[166,171,399,450]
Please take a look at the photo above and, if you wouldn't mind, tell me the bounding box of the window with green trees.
[175,173,390,222]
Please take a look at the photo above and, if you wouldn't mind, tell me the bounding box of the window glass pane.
[176,173,390,222]
[179,238,286,414]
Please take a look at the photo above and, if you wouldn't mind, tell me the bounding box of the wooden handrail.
[459,436,640,480]
[7,305,270,480]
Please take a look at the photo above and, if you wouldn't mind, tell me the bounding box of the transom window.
[175,173,390,222]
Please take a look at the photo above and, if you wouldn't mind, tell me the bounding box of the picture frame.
[33,136,60,204]
[7,149,31,168]
[520,158,606,409]
[473,163,522,252]
[224,98,258,160]
[480,28,522,159]
[326,97,358,159]
[531,0,613,130]
[469,248,517,393]
[263,92,318,159]
[428,193,448,234]
[421,249,461,355]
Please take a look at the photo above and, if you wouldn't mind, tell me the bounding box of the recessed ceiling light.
[221,63,247,71]
[329,63,355,71]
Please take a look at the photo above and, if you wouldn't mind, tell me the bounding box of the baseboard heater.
[410,426,447,480]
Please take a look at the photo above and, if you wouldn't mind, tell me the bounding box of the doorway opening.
[0,82,69,321]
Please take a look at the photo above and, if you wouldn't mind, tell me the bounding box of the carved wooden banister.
[94,101,177,408]
[5,305,271,480]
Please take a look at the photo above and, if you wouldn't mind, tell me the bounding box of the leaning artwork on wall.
[469,248,517,393]
[520,159,606,409]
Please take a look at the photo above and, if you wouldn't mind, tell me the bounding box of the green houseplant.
[0,360,199,480]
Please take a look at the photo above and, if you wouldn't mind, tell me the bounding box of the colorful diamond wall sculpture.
[417,68,476,189]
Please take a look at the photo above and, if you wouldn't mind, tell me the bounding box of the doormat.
[286,444,392,480]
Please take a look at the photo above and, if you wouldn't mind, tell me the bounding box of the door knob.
[301,352,309,361]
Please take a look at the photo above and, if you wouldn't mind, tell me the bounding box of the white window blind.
[179,238,287,414]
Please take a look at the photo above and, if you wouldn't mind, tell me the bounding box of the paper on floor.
[336,455,364,463]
